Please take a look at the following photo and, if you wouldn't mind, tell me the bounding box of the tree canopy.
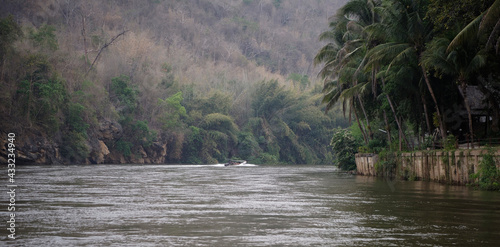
[316,0,500,157]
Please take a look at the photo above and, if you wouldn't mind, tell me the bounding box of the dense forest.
[1,0,499,167]
[0,0,350,165]
[316,0,500,170]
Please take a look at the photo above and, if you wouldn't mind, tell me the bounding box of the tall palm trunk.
[421,65,446,139]
[352,101,369,145]
[358,96,373,140]
[420,92,432,134]
[459,80,475,147]
[382,78,410,150]
[383,110,392,144]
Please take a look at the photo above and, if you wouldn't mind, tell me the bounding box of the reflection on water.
[3,165,500,246]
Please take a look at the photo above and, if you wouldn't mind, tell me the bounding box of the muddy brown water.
[4,164,500,246]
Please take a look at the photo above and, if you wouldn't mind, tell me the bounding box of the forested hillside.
[0,0,349,165]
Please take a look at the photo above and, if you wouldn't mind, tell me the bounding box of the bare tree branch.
[86,30,128,75]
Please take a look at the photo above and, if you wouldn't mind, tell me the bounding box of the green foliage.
[182,126,204,164]
[29,24,58,51]
[375,150,398,177]
[287,73,310,91]
[118,117,156,155]
[201,113,238,133]
[158,91,187,130]
[252,80,293,120]
[470,150,500,190]
[367,138,387,154]
[0,0,388,167]
[426,0,494,32]
[237,131,261,160]
[66,102,89,135]
[202,91,232,115]
[443,134,457,151]
[17,54,65,131]
[115,139,133,157]
[111,75,138,114]
[330,128,360,170]
[197,113,239,162]
[0,15,22,58]
[316,0,500,154]
[160,63,176,89]
[132,120,157,147]
[256,152,280,164]
[61,131,89,163]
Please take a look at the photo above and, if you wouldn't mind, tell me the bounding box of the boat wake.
[162,164,257,168]
[214,163,258,167]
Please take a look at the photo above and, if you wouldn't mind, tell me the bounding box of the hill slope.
[0,0,348,165]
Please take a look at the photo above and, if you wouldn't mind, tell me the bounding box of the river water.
[3,164,500,246]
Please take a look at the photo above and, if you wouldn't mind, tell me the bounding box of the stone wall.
[354,153,378,176]
[355,149,500,185]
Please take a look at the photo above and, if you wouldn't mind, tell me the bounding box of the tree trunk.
[399,117,403,151]
[27,75,33,127]
[382,78,410,150]
[352,101,369,145]
[383,110,392,144]
[81,14,89,63]
[421,65,446,139]
[459,80,475,147]
[420,92,432,134]
[358,96,373,140]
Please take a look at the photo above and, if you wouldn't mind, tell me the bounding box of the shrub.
[115,139,133,157]
[61,131,89,163]
[67,102,89,135]
[470,150,500,191]
[330,128,360,170]
[375,150,398,177]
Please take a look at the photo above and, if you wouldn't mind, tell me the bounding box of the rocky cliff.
[1,120,170,165]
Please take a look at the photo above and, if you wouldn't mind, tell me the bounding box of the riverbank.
[355,148,500,186]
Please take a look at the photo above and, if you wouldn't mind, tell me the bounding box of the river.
[3,164,500,246]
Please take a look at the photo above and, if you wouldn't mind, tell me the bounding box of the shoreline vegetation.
[0,1,350,166]
[317,0,500,190]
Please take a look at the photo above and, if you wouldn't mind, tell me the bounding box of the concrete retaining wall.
[355,149,500,185]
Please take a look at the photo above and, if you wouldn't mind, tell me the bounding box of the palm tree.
[437,0,500,142]
[448,0,500,54]
[364,0,447,141]
[315,0,381,144]
[422,37,487,145]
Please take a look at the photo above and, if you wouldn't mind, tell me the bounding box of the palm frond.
[479,0,500,32]
[486,18,500,52]
[342,46,364,63]
[318,30,338,42]
[497,35,500,53]
[339,81,369,99]
[365,42,411,68]
[386,46,415,73]
[421,38,455,74]
[448,12,484,52]
[322,79,337,93]
[465,51,487,76]
[314,43,339,63]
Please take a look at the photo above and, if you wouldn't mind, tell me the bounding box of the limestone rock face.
[0,118,173,165]
[99,120,122,141]
[89,140,110,164]
[0,130,61,165]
